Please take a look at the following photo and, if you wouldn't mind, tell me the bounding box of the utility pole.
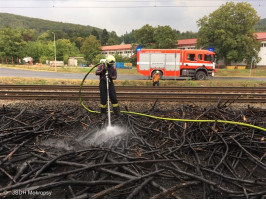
[52,32,57,72]
[250,57,255,76]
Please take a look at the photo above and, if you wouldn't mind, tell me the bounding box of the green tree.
[22,29,37,42]
[26,41,54,63]
[106,38,118,46]
[74,36,84,50]
[101,29,109,45]
[94,54,106,64]
[255,18,266,32]
[80,35,101,64]
[0,27,26,60]
[91,28,100,40]
[134,24,155,48]
[37,31,52,43]
[153,25,177,48]
[56,39,80,63]
[175,30,198,40]
[40,41,55,63]
[121,30,136,44]
[197,2,261,65]
[114,53,125,62]
[107,31,119,45]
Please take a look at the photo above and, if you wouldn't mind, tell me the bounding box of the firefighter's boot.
[101,108,107,121]
[113,106,120,116]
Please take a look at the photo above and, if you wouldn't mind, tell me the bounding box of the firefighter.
[152,71,160,87]
[96,55,120,119]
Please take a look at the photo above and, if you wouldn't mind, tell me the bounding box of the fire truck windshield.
[204,54,214,62]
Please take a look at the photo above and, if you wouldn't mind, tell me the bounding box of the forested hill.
[255,18,266,32]
[0,12,103,38]
[0,12,265,40]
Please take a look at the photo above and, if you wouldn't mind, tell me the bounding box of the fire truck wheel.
[195,71,206,80]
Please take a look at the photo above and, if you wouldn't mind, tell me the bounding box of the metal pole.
[175,51,177,81]
[52,32,57,72]
[249,57,254,76]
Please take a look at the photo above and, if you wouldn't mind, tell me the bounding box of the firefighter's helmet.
[106,55,116,64]
[156,70,159,74]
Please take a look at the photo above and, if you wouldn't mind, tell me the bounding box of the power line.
[0,0,265,1]
[1,5,266,8]
[1,0,265,8]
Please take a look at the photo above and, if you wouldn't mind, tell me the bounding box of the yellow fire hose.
[79,63,266,132]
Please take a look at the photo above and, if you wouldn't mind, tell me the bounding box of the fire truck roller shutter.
[150,53,165,69]
[139,53,150,70]
[165,53,180,71]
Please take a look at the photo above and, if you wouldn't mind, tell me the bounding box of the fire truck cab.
[137,49,215,80]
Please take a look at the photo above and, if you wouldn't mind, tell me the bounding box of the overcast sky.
[1,0,266,36]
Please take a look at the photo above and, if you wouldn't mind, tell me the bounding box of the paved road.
[0,67,266,81]
[0,67,142,80]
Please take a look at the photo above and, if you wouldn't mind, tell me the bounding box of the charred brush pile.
[0,101,265,199]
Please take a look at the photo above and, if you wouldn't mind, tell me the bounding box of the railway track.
[0,85,266,103]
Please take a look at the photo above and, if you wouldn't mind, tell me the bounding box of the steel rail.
[0,90,266,103]
[1,85,266,93]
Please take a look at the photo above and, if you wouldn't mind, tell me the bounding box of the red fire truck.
[137,49,216,80]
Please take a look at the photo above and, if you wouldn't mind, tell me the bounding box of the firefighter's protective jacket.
[96,63,117,81]
[153,74,160,82]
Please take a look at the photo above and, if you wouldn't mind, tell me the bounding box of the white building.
[256,32,266,66]
[101,44,136,57]
[68,57,84,67]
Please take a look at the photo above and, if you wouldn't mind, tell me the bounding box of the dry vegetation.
[0,100,265,199]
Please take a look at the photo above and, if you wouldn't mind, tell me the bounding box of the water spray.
[105,70,112,127]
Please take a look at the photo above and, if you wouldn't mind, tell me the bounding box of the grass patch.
[0,77,265,87]
[215,67,266,77]
[0,64,138,75]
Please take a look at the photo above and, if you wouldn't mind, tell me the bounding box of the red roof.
[177,32,266,47]
[256,32,266,41]
[177,38,197,46]
[101,44,134,51]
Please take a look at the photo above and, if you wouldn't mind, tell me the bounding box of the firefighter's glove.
[108,74,112,81]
